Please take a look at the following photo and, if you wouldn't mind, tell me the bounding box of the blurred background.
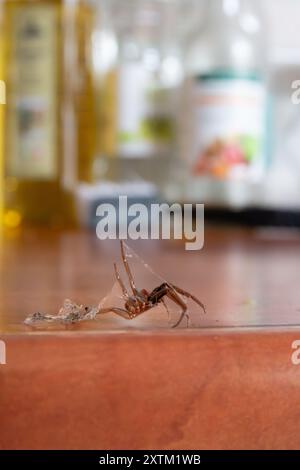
[1,2,300,450]
[0,0,300,229]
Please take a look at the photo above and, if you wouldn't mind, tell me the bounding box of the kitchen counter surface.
[1,226,300,449]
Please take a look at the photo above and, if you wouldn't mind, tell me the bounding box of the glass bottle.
[94,0,184,198]
[183,0,268,207]
[73,0,97,183]
[2,0,81,227]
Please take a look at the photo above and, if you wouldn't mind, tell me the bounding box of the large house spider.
[99,241,206,328]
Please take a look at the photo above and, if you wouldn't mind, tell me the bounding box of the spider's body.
[99,242,206,327]
[124,290,149,317]
[27,242,205,327]
[124,283,174,317]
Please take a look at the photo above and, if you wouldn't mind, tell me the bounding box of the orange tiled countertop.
[1,227,300,449]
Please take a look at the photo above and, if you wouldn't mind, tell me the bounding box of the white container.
[182,0,269,208]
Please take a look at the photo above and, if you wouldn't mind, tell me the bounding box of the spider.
[99,241,206,328]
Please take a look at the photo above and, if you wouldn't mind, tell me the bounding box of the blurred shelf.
[205,208,300,228]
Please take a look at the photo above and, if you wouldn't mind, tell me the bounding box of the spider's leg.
[120,241,138,295]
[98,307,132,320]
[161,298,171,322]
[165,288,189,328]
[149,283,180,323]
[170,284,206,314]
[114,263,129,299]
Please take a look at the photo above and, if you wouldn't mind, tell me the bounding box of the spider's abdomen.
[148,283,169,304]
